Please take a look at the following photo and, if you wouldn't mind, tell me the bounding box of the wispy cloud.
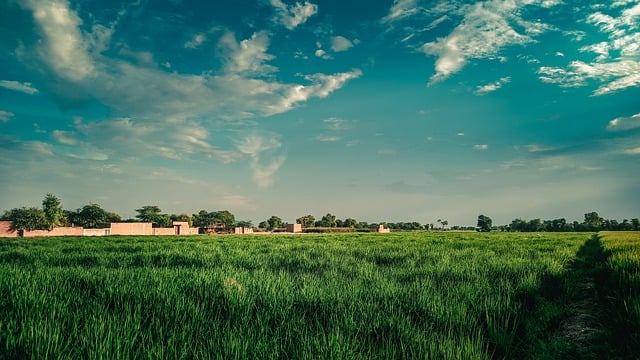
[474,144,489,150]
[236,134,285,188]
[270,0,318,30]
[0,80,39,94]
[331,36,354,52]
[0,110,14,122]
[185,33,207,49]
[475,76,511,95]
[419,1,557,84]
[539,2,640,95]
[315,135,341,142]
[608,113,640,131]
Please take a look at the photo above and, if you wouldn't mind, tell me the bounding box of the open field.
[0,232,638,359]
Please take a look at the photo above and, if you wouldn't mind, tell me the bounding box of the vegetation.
[3,231,627,358]
[597,231,640,357]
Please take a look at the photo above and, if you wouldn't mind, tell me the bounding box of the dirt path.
[554,235,611,359]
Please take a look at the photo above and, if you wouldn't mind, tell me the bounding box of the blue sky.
[1,0,639,226]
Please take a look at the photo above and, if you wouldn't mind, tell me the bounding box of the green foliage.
[192,210,235,230]
[296,215,315,228]
[266,215,283,230]
[477,214,493,232]
[0,232,595,358]
[135,205,171,228]
[3,207,48,231]
[70,203,113,229]
[42,193,64,230]
[320,213,337,228]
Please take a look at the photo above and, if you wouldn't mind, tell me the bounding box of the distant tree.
[42,193,65,230]
[296,215,316,228]
[583,211,604,231]
[72,203,111,229]
[477,214,492,232]
[527,218,544,232]
[320,213,337,227]
[235,220,253,229]
[343,218,357,228]
[441,220,448,230]
[510,218,527,232]
[258,221,268,230]
[267,216,283,231]
[135,205,171,228]
[4,207,48,232]
[632,218,639,231]
[171,213,192,226]
[192,210,216,228]
[214,210,236,231]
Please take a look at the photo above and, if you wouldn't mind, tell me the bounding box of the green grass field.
[0,232,638,359]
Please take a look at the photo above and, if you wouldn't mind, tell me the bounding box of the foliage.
[3,207,48,231]
[192,210,235,230]
[296,215,315,228]
[42,193,65,230]
[320,213,337,228]
[266,215,283,231]
[0,232,595,359]
[477,214,492,232]
[135,206,172,228]
[69,203,117,229]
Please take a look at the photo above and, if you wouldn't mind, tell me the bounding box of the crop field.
[0,231,638,359]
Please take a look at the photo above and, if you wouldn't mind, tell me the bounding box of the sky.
[1,0,639,226]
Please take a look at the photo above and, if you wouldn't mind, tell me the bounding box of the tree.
[235,220,253,229]
[477,214,492,232]
[192,210,216,228]
[258,221,268,230]
[296,215,316,228]
[267,216,283,231]
[4,207,48,232]
[42,193,65,230]
[320,213,337,227]
[441,220,448,230]
[136,206,171,228]
[171,213,192,225]
[213,210,235,231]
[632,218,640,231]
[583,211,603,231]
[71,203,111,229]
[343,218,357,228]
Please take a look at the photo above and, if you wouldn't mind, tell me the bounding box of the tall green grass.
[0,232,590,359]
[598,231,640,357]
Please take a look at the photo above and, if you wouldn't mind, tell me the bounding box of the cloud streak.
[0,80,39,94]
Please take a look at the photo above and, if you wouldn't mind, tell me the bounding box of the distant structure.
[234,227,254,234]
[377,224,391,233]
[286,223,302,233]
[0,221,199,238]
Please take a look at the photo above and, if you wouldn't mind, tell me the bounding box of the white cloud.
[331,36,354,52]
[539,60,640,95]
[185,33,207,49]
[21,0,97,82]
[421,2,535,84]
[270,0,318,30]
[474,144,489,150]
[0,110,14,122]
[52,130,78,145]
[219,31,276,76]
[271,69,363,113]
[608,113,640,131]
[236,134,285,188]
[623,147,640,155]
[315,135,341,142]
[324,117,354,131]
[382,0,420,23]
[315,48,331,59]
[540,3,640,95]
[0,80,39,94]
[475,76,511,95]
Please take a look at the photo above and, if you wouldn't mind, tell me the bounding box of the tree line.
[1,194,637,233]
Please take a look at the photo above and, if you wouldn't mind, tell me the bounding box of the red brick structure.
[0,221,18,237]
